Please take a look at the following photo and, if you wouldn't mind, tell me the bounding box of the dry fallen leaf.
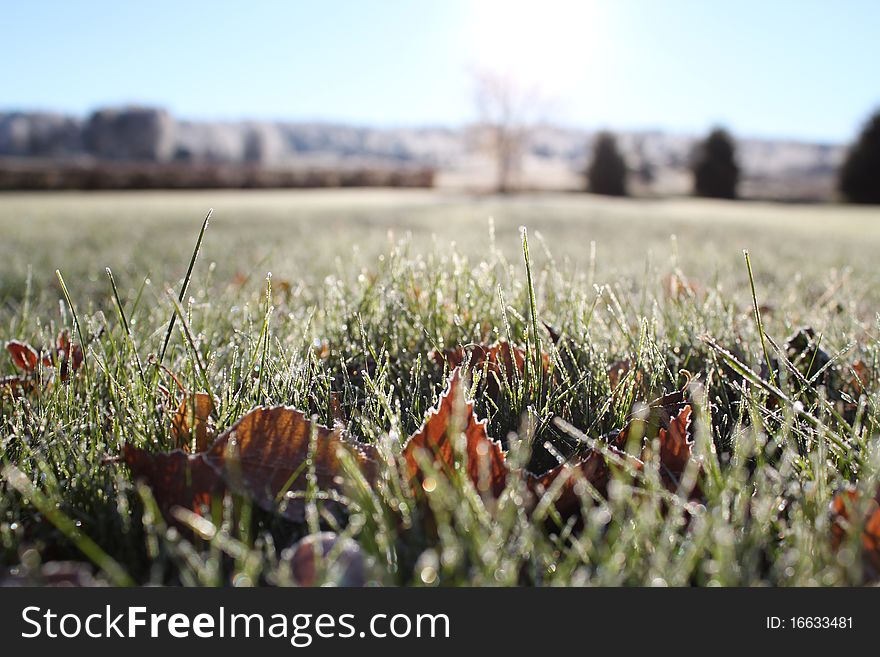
[0,375,30,398]
[4,331,84,390]
[523,394,688,522]
[125,406,380,524]
[123,445,222,522]
[202,406,379,521]
[54,329,84,382]
[526,447,642,520]
[607,359,634,391]
[402,367,508,497]
[608,390,686,448]
[606,358,650,401]
[614,390,699,494]
[657,405,695,489]
[123,370,701,534]
[528,396,698,523]
[171,392,216,451]
[329,391,346,424]
[847,360,871,396]
[4,339,44,398]
[403,367,642,519]
[830,486,880,576]
[784,326,831,382]
[6,340,39,372]
[430,340,549,399]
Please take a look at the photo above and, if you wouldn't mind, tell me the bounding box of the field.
[1,189,880,586]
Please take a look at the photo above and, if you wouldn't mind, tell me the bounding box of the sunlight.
[467,0,601,93]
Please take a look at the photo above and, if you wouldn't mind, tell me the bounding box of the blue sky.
[2,0,878,142]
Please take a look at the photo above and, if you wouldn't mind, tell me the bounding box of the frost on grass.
[2,218,880,587]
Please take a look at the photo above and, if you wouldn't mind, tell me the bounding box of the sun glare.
[468,0,600,92]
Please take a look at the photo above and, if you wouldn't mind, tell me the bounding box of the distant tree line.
[0,107,437,168]
[0,160,436,191]
[0,107,438,190]
[584,108,880,204]
[2,103,879,201]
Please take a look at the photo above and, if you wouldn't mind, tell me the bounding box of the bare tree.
[472,69,543,193]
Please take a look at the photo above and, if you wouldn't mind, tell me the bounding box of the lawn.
[1,189,879,586]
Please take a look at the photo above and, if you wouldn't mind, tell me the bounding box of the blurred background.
[1,0,879,202]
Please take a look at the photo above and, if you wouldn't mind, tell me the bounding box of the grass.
[1,189,879,586]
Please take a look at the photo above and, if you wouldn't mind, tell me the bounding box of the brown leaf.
[606,358,649,401]
[848,360,871,396]
[202,406,379,522]
[529,402,698,526]
[430,340,549,399]
[526,447,643,520]
[610,391,701,501]
[123,372,700,535]
[657,405,695,488]
[4,332,83,388]
[607,359,634,391]
[784,326,830,381]
[647,389,689,420]
[830,487,880,575]
[403,367,508,497]
[527,391,698,524]
[6,340,39,372]
[431,340,525,376]
[122,445,223,522]
[329,391,346,424]
[542,321,563,345]
[54,329,83,381]
[125,407,380,525]
[0,375,30,398]
[610,390,688,450]
[312,339,331,360]
[171,392,216,451]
